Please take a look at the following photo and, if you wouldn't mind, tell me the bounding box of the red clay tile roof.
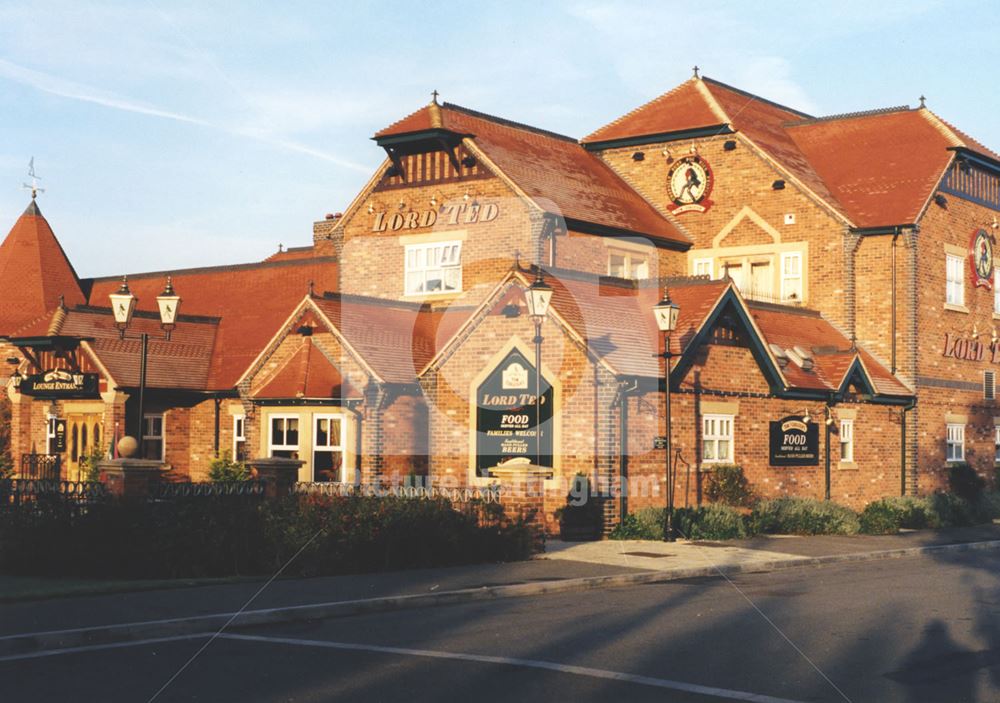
[0,201,86,334]
[85,258,339,390]
[255,337,361,399]
[56,308,218,389]
[310,294,468,384]
[785,109,956,227]
[535,269,909,397]
[263,245,318,263]
[582,80,725,144]
[547,272,727,377]
[584,77,999,228]
[376,103,689,246]
[749,303,910,396]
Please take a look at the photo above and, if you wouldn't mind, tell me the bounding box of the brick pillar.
[250,457,303,498]
[99,459,165,499]
[489,464,551,547]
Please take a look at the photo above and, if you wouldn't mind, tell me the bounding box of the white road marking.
[219,632,808,703]
[0,633,212,663]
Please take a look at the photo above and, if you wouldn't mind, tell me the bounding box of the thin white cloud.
[0,57,370,173]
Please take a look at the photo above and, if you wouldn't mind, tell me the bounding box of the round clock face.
[668,157,711,205]
[974,229,994,282]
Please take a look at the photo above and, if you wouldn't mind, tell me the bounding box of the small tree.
[209,451,251,482]
[80,446,106,483]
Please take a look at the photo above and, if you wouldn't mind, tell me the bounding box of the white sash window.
[405,241,462,295]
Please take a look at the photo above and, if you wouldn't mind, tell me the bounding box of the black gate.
[20,454,61,480]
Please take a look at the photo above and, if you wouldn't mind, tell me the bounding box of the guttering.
[948,147,1000,174]
[581,125,733,151]
[849,224,917,237]
[564,218,691,252]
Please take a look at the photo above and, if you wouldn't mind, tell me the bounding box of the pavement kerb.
[2,538,999,659]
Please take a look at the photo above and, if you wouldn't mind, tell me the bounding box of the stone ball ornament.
[117,435,139,458]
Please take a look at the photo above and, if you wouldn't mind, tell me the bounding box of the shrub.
[750,497,860,535]
[980,492,1000,521]
[610,505,749,541]
[609,507,664,540]
[928,491,977,527]
[859,496,939,534]
[0,494,536,579]
[948,463,986,504]
[208,452,252,482]
[704,464,755,507]
[674,504,750,540]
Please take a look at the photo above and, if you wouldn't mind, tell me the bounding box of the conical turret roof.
[0,200,85,334]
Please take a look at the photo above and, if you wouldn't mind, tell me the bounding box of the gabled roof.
[84,257,339,390]
[584,76,999,229]
[0,201,86,334]
[254,337,361,399]
[310,293,468,384]
[54,307,218,390]
[784,108,958,228]
[375,101,690,246]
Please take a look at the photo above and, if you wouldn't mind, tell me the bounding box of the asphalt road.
[3,549,999,702]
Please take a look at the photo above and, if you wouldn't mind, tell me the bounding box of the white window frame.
[840,419,854,463]
[693,257,713,278]
[269,414,301,459]
[608,249,650,280]
[946,423,965,463]
[404,240,462,296]
[781,252,803,302]
[233,414,246,461]
[994,425,1000,463]
[946,253,964,306]
[702,414,734,464]
[994,267,1000,314]
[312,413,349,483]
[142,413,165,461]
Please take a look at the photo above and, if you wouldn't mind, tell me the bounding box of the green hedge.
[611,491,1000,541]
[0,495,536,579]
[750,497,860,535]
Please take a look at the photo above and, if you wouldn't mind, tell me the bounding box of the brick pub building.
[2,74,998,531]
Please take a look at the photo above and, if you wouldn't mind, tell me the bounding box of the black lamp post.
[109,276,181,458]
[653,288,680,542]
[525,271,553,467]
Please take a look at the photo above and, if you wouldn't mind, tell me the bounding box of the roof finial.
[919,94,926,109]
[431,89,440,105]
[278,243,284,253]
[308,280,315,297]
[22,157,45,201]
[692,65,700,79]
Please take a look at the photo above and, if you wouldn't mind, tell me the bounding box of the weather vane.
[22,157,45,200]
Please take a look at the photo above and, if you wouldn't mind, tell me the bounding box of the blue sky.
[1,0,998,277]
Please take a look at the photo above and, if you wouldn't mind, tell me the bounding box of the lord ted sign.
[371,202,500,232]
[769,415,819,466]
[942,333,1000,363]
[475,348,552,477]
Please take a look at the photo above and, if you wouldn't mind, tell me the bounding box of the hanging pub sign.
[475,348,553,477]
[19,369,100,399]
[769,415,819,466]
[53,418,67,452]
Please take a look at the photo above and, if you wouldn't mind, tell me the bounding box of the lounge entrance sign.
[769,415,819,466]
[19,369,99,399]
[475,348,552,476]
